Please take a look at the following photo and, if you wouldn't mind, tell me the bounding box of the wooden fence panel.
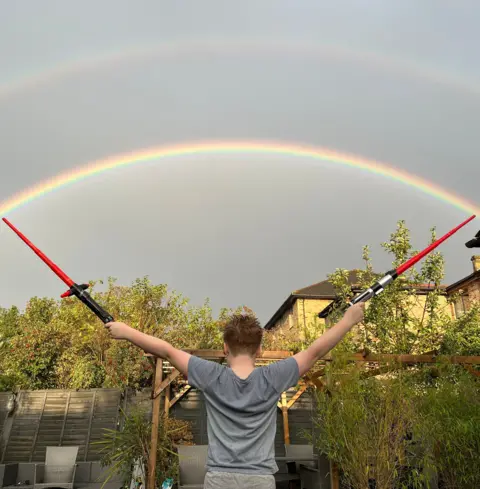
[2,389,121,463]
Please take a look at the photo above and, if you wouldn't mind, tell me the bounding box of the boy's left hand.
[344,302,365,325]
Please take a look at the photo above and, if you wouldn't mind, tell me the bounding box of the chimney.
[472,255,480,272]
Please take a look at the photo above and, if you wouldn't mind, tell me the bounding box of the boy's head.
[223,313,263,359]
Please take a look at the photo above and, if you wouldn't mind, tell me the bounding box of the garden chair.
[284,444,329,489]
[33,446,78,489]
[176,445,207,489]
[0,464,20,488]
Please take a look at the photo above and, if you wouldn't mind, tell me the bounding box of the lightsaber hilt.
[347,270,397,306]
[62,283,114,324]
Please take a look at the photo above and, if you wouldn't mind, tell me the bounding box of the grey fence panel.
[86,389,122,461]
[3,391,46,462]
[171,389,208,445]
[2,389,121,463]
[289,390,314,445]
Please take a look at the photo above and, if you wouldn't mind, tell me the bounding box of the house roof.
[446,269,480,294]
[264,270,363,330]
[292,270,362,297]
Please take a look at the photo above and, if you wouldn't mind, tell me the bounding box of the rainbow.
[1,40,480,102]
[0,140,478,217]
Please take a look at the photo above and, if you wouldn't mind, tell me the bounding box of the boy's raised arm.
[105,322,191,377]
[293,302,364,377]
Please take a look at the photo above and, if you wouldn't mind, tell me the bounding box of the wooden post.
[330,460,340,489]
[147,358,163,489]
[281,392,290,445]
[164,384,171,416]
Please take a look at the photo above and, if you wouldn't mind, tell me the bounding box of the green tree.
[0,276,240,391]
[327,221,453,355]
[2,297,68,389]
[0,305,21,389]
[440,303,480,356]
[413,369,480,489]
[313,367,423,489]
[312,220,480,489]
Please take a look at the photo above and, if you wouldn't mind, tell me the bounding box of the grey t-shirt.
[187,355,300,475]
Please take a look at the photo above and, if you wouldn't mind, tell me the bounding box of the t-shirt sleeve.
[187,355,223,391]
[263,357,300,394]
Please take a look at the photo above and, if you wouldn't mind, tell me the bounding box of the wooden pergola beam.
[465,365,480,378]
[310,377,324,390]
[164,384,171,416]
[145,349,292,360]
[287,385,308,409]
[188,349,292,359]
[306,368,325,382]
[153,369,180,398]
[325,353,480,365]
[169,385,192,409]
[145,350,480,365]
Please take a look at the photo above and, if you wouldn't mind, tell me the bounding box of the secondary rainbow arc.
[1,40,480,102]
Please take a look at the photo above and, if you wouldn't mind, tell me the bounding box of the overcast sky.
[0,1,479,324]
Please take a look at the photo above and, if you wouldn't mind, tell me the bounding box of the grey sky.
[0,1,479,324]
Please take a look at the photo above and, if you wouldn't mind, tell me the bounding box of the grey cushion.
[284,444,317,472]
[43,466,75,484]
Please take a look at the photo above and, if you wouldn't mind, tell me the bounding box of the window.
[454,294,468,318]
[288,310,294,329]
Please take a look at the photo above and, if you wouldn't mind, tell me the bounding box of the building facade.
[265,255,480,333]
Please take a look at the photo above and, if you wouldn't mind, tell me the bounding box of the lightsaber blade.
[3,217,114,324]
[2,218,75,287]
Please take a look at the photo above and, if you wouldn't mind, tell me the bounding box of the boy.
[106,302,364,489]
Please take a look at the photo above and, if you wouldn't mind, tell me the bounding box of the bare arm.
[105,323,191,377]
[293,302,364,377]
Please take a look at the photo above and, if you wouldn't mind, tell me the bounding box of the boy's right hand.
[344,302,365,325]
[105,321,132,340]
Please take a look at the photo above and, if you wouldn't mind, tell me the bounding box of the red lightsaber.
[346,214,476,307]
[2,217,114,324]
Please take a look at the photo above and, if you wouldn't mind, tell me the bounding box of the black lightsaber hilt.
[64,283,114,324]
